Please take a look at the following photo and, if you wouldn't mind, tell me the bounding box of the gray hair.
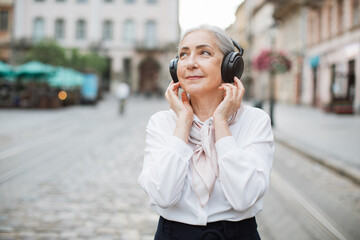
[178,25,235,56]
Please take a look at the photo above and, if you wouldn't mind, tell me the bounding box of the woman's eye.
[179,52,188,58]
[201,51,211,56]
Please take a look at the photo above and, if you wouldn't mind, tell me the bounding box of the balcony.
[134,40,176,53]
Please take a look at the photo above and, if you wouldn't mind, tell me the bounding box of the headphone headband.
[231,39,244,56]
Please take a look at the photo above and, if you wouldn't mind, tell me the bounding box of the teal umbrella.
[48,67,84,89]
[15,61,56,84]
[0,61,14,77]
[15,61,55,76]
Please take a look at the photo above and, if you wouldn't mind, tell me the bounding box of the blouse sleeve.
[215,111,274,212]
[138,112,194,208]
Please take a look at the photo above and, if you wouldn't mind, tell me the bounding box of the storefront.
[304,42,360,114]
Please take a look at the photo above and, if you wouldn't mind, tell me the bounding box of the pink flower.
[252,49,291,74]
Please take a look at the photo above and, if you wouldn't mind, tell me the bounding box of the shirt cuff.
[168,136,193,161]
[215,136,238,159]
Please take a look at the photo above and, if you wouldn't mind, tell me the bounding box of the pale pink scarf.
[189,112,238,207]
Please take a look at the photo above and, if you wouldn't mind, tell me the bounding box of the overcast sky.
[179,0,244,33]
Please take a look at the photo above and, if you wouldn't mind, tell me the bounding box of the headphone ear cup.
[169,58,179,83]
[221,52,244,83]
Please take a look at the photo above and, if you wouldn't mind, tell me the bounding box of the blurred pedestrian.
[138,25,274,240]
[116,82,130,115]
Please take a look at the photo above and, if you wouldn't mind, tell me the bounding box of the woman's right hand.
[165,81,194,143]
[165,81,193,121]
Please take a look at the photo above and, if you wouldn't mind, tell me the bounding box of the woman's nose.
[186,55,199,69]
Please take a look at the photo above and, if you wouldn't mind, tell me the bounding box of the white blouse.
[138,104,274,226]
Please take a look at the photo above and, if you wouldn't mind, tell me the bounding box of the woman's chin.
[181,87,202,96]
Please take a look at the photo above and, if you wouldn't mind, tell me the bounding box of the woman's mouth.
[186,75,204,80]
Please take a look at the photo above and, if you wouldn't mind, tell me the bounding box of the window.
[337,0,344,33]
[104,0,113,2]
[123,19,135,43]
[33,17,45,41]
[55,19,65,40]
[145,20,156,47]
[76,19,86,40]
[102,20,113,40]
[34,0,45,2]
[147,0,156,3]
[125,0,135,3]
[352,0,360,26]
[56,0,66,2]
[328,3,334,37]
[77,0,87,3]
[0,11,8,31]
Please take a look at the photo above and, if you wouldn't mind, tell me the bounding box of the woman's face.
[177,30,224,97]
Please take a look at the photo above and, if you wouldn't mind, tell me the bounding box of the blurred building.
[228,0,276,103]
[228,0,360,114]
[271,0,307,105]
[0,0,13,62]
[304,0,360,114]
[226,1,253,100]
[12,0,180,95]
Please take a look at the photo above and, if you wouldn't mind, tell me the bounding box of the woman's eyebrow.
[196,44,214,50]
[179,44,214,50]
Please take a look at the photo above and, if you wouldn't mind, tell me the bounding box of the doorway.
[139,57,160,96]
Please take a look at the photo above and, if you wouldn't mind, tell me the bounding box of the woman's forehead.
[180,30,217,48]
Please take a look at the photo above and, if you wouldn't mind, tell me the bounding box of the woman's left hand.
[213,76,245,123]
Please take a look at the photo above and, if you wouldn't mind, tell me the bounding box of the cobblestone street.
[0,95,359,240]
[0,96,164,240]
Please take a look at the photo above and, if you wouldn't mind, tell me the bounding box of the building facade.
[304,0,360,113]
[226,1,253,99]
[239,0,276,103]
[13,0,180,94]
[270,0,307,104]
[0,0,13,62]
[229,0,359,114]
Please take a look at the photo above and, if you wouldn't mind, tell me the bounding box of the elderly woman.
[138,25,274,240]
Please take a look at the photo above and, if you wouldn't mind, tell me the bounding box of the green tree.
[23,39,67,66]
[22,41,108,75]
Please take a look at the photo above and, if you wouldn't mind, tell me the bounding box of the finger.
[172,81,181,89]
[236,85,245,104]
[167,80,174,90]
[234,77,245,90]
[238,87,245,103]
[221,84,233,100]
[167,80,179,90]
[181,91,189,103]
[168,82,180,97]
[233,76,240,87]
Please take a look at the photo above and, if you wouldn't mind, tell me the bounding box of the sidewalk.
[266,102,360,184]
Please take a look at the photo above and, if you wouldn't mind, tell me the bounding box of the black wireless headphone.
[169,39,244,83]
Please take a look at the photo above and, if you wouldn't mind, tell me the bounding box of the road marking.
[271,170,350,240]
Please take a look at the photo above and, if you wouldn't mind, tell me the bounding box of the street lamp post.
[269,23,277,127]
[269,72,275,127]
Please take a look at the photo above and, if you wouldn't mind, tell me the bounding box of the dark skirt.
[154,216,261,240]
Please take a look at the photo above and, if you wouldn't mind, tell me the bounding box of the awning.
[310,56,320,68]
